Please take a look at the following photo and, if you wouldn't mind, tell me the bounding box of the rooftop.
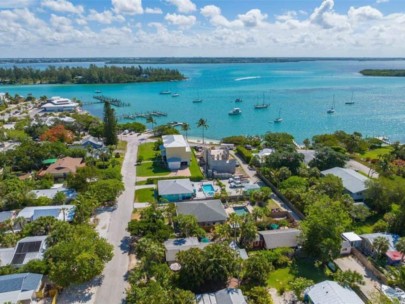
[321,167,369,194]
[0,211,14,223]
[259,229,301,249]
[158,179,194,196]
[18,205,76,222]
[360,233,398,251]
[342,232,362,242]
[196,288,247,304]
[305,280,364,304]
[176,199,228,223]
[41,157,84,175]
[10,236,47,266]
[30,187,76,200]
[0,273,43,304]
[162,134,190,149]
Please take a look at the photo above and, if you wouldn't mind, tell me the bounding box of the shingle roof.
[42,157,84,175]
[259,229,301,249]
[306,280,364,304]
[0,273,43,304]
[321,167,369,194]
[158,179,194,195]
[162,135,189,148]
[196,288,247,304]
[176,200,228,223]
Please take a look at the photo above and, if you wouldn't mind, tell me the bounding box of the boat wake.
[234,76,261,81]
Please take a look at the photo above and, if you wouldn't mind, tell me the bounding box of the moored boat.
[228,108,242,115]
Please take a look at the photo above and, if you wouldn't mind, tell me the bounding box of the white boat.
[274,109,282,123]
[327,95,336,114]
[228,108,242,115]
[381,284,405,304]
[95,90,102,94]
[235,98,243,103]
[172,93,180,97]
[193,98,203,103]
[254,94,270,109]
[345,92,355,105]
[160,90,171,95]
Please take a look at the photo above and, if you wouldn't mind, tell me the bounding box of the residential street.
[94,134,139,304]
[346,159,379,179]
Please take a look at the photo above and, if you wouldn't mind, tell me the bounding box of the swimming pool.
[202,184,215,196]
[233,206,249,216]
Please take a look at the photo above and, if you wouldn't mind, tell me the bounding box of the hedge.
[236,145,252,163]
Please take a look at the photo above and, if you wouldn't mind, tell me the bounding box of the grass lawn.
[360,147,392,160]
[267,259,329,291]
[353,213,382,234]
[117,140,127,152]
[137,161,171,177]
[190,152,204,180]
[135,180,148,186]
[135,188,156,203]
[267,199,280,210]
[138,142,159,161]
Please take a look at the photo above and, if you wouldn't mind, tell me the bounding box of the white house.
[0,92,6,103]
[164,237,210,263]
[259,229,301,249]
[305,280,364,304]
[204,147,237,176]
[252,148,274,163]
[41,96,79,112]
[161,135,191,170]
[321,167,369,201]
[0,236,47,266]
[0,273,43,303]
[18,205,76,222]
[196,288,247,304]
[341,232,362,255]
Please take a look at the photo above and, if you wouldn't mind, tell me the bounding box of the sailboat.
[345,92,355,105]
[235,98,243,103]
[254,93,270,109]
[193,92,203,103]
[274,109,282,123]
[327,95,336,114]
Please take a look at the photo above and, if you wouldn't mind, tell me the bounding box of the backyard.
[137,142,171,177]
[135,188,156,203]
[189,151,204,181]
[267,258,329,291]
[360,147,392,160]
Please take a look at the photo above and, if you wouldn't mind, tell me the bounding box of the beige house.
[161,135,191,170]
[39,157,85,180]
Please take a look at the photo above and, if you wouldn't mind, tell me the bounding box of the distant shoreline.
[360,69,405,77]
[1,57,405,65]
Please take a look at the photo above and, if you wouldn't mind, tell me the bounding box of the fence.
[351,248,388,284]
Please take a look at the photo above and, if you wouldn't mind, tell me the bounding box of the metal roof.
[196,288,247,304]
[360,233,397,251]
[342,232,362,242]
[0,273,42,304]
[164,237,210,262]
[259,229,301,249]
[306,280,364,304]
[0,211,13,223]
[162,135,189,148]
[158,179,194,195]
[176,199,228,223]
[321,167,369,194]
[18,205,76,222]
[10,236,47,266]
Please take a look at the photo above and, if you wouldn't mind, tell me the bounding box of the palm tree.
[373,236,390,259]
[395,237,405,263]
[228,213,242,243]
[146,115,156,131]
[181,123,190,140]
[196,118,208,144]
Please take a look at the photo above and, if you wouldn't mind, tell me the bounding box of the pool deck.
[194,181,220,199]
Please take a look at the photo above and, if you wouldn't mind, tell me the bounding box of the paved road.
[94,134,140,304]
[229,150,259,182]
[346,159,379,178]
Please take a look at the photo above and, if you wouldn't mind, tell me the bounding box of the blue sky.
[0,0,404,57]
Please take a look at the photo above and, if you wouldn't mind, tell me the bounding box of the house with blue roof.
[0,273,43,304]
[17,205,76,222]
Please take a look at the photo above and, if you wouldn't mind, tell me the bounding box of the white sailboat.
[274,108,282,123]
[345,92,355,105]
[327,95,336,114]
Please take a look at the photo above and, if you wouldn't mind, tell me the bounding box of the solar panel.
[15,241,42,253]
[11,253,26,265]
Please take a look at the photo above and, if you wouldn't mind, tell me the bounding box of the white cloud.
[348,6,383,22]
[310,0,334,28]
[112,0,143,15]
[167,0,196,13]
[41,0,84,15]
[237,9,267,27]
[145,7,162,14]
[200,5,243,28]
[0,0,34,8]
[376,0,389,3]
[165,13,196,28]
[87,9,125,24]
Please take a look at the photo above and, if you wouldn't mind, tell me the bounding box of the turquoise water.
[2,60,405,142]
[233,206,249,216]
[202,184,215,196]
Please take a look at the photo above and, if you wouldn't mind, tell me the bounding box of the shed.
[259,229,301,249]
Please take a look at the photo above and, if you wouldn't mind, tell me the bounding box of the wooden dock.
[82,95,130,107]
[118,111,167,120]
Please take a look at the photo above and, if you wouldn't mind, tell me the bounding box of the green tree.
[181,123,190,139]
[103,102,118,146]
[213,223,232,241]
[265,151,304,175]
[333,270,364,289]
[313,174,344,200]
[373,236,389,259]
[135,238,165,274]
[289,277,314,300]
[196,118,208,144]
[389,266,405,290]
[177,247,206,292]
[146,115,156,130]
[243,254,273,285]
[309,147,349,170]
[245,286,274,304]
[175,214,206,238]
[239,215,258,249]
[263,132,295,151]
[395,237,405,263]
[302,200,352,262]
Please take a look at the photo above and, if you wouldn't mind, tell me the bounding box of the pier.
[82,95,130,107]
[118,111,168,120]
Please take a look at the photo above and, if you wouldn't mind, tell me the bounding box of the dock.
[82,95,130,107]
[118,111,168,120]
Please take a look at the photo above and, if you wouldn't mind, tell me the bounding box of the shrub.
[236,145,252,163]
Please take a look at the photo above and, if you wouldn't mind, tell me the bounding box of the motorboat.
[228,108,242,115]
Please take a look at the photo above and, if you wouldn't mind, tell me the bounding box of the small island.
[360,69,405,77]
[0,64,185,85]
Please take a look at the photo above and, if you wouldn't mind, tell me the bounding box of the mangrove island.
[360,69,405,77]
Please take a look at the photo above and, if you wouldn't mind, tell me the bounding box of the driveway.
[229,150,259,183]
[335,255,381,299]
[346,159,379,178]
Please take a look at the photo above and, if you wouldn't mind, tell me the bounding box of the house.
[360,233,402,264]
[39,157,85,179]
[204,147,237,177]
[18,205,76,222]
[243,183,261,194]
[258,229,301,249]
[0,236,47,266]
[161,135,192,170]
[0,273,43,304]
[176,199,228,226]
[44,116,76,126]
[341,232,362,255]
[71,135,105,149]
[164,237,210,262]
[30,187,77,202]
[41,96,79,112]
[305,280,364,304]
[0,92,5,102]
[0,211,15,225]
[158,179,194,202]
[196,288,247,304]
[321,167,369,201]
[252,148,274,163]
